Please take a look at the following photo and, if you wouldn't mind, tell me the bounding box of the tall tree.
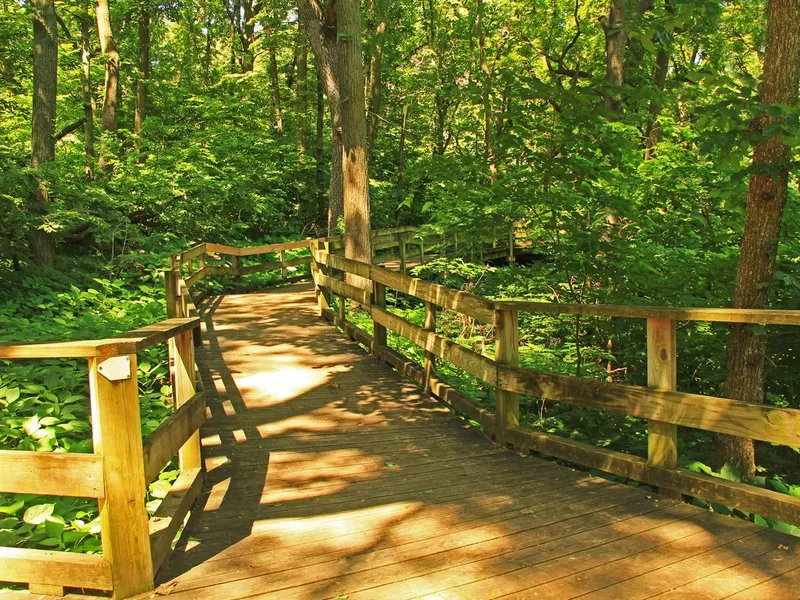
[80,2,95,179]
[134,0,150,140]
[335,0,371,266]
[717,0,800,476]
[29,0,58,266]
[295,33,308,158]
[476,0,497,183]
[366,0,386,161]
[269,41,284,135]
[96,0,120,169]
[298,0,343,234]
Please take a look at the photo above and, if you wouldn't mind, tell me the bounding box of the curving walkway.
[151,283,799,600]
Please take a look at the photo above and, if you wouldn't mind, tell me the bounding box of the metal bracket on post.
[96,356,132,382]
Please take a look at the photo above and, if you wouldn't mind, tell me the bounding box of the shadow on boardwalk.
[153,283,799,600]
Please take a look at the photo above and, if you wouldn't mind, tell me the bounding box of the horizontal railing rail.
[307,243,800,529]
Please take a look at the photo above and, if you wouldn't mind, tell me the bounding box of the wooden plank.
[89,353,154,598]
[0,547,113,590]
[205,239,311,256]
[310,241,330,316]
[369,264,496,323]
[321,308,373,349]
[0,450,104,498]
[315,250,372,279]
[185,267,206,289]
[647,318,679,498]
[239,256,311,276]
[315,272,371,306]
[494,300,800,325]
[495,307,519,443]
[142,390,206,483]
[180,244,206,263]
[150,467,204,574]
[371,305,497,386]
[497,366,800,447]
[280,250,287,279]
[373,281,387,351]
[0,317,199,359]
[504,426,800,525]
[173,330,202,473]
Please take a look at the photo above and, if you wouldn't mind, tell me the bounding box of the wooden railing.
[0,317,203,597]
[309,245,800,527]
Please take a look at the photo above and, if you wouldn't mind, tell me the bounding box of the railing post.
[495,306,519,443]
[164,269,182,319]
[399,233,407,275]
[647,318,679,496]
[508,225,516,262]
[372,281,387,354]
[89,354,154,598]
[418,239,425,265]
[280,249,287,280]
[172,329,202,470]
[424,301,437,394]
[310,240,330,316]
[232,255,242,281]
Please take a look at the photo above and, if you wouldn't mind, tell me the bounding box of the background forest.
[1,0,800,555]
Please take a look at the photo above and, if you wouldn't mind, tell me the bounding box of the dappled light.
[148,284,800,600]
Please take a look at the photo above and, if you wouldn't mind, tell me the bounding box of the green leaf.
[23,503,55,525]
[718,463,742,483]
[0,500,24,515]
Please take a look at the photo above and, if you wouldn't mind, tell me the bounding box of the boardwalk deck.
[138,283,797,600]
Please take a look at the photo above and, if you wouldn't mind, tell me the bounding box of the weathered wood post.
[508,225,516,262]
[399,233,407,275]
[310,240,330,316]
[372,281,387,355]
[424,301,437,394]
[232,255,242,281]
[172,329,202,471]
[280,249,287,280]
[164,268,182,319]
[494,306,519,443]
[647,318,679,497]
[89,354,154,598]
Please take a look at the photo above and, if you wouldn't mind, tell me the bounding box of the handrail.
[307,243,800,527]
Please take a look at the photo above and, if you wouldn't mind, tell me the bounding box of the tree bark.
[134,0,149,140]
[297,0,343,235]
[367,17,386,162]
[315,59,326,216]
[296,35,308,157]
[269,43,284,135]
[716,0,800,477]
[80,6,95,180]
[29,0,58,266]
[602,0,627,115]
[96,0,120,170]
[336,0,371,270]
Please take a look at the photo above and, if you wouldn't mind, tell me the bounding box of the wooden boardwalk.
[150,283,799,600]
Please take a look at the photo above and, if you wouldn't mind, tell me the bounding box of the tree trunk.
[269,43,284,135]
[296,36,308,158]
[203,16,212,84]
[644,44,669,160]
[602,0,627,115]
[96,0,120,170]
[29,0,58,266]
[397,103,408,189]
[315,60,326,221]
[477,0,497,183]
[716,0,800,477]
[367,19,385,162]
[80,8,95,180]
[297,0,343,235]
[134,0,149,137]
[336,0,371,269]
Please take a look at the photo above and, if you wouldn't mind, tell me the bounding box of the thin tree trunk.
[315,60,325,218]
[297,0,343,235]
[269,43,284,135]
[296,36,308,158]
[602,0,627,115]
[397,103,408,189]
[477,0,497,183]
[336,0,371,270]
[203,16,212,84]
[134,0,149,146]
[29,0,58,266]
[96,0,120,170]
[367,19,385,162]
[80,8,95,180]
[716,0,800,477]
[644,44,669,160]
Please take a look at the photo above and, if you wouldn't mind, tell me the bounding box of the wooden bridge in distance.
[1,227,799,599]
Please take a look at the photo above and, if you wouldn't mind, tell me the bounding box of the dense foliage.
[0,0,798,562]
